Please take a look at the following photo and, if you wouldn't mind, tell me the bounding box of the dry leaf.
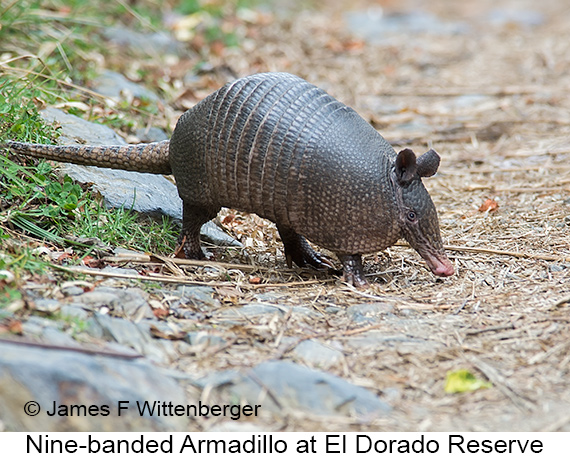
[0,318,23,335]
[152,308,170,319]
[149,324,186,340]
[478,198,499,212]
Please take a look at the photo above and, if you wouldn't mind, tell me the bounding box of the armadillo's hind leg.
[337,254,367,288]
[277,226,335,271]
[179,202,220,259]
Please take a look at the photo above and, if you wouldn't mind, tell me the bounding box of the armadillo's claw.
[278,226,335,272]
[180,202,220,260]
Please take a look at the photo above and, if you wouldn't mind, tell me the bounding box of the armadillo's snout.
[426,254,455,277]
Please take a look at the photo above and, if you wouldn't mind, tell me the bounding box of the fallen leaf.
[149,324,186,340]
[215,286,243,304]
[84,257,106,268]
[445,369,492,393]
[153,308,170,319]
[479,198,499,212]
[0,318,23,335]
[174,238,187,259]
[57,252,74,263]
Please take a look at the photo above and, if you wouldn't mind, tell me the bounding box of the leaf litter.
[159,0,570,431]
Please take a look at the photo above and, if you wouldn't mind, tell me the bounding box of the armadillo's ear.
[395,148,417,184]
[416,149,441,178]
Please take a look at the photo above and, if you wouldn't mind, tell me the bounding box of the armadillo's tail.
[3,140,172,175]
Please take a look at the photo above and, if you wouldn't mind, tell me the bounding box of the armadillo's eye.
[407,211,417,222]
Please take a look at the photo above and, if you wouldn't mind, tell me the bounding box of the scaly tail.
[3,140,172,174]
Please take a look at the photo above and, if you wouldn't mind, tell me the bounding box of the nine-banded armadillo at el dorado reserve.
[4,72,454,286]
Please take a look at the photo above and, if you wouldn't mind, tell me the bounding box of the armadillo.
[4,72,454,286]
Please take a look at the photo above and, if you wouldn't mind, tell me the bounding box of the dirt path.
[179,0,570,431]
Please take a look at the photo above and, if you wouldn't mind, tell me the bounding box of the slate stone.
[176,286,221,309]
[21,316,81,348]
[346,303,394,324]
[39,108,181,220]
[201,221,243,247]
[291,339,344,369]
[0,340,188,431]
[344,330,444,354]
[39,108,242,248]
[103,26,186,57]
[60,285,86,297]
[135,127,169,142]
[73,287,154,320]
[87,314,177,364]
[216,303,319,321]
[217,303,285,319]
[91,70,160,103]
[197,360,391,418]
[487,9,545,27]
[39,327,80,347]
[59,304,90,321]
[31,298,61,314]
[345,9,468,45]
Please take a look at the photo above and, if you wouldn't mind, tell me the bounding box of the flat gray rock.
[344,329,445,354]
[346,302,394,324]
[291,339,344,369]
[40,108,181,219]
[103,26,186,57]
[175,285,221,310]
[73,286,154,320]
[198,360,391,418]
[0,340,188,431]
[91,70,160,103]
[87,313,178,364]
[216,303,320,321]
[39,107,241,247]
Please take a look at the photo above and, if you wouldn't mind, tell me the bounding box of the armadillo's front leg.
[179,202,219,259]
[337,254,367,287]
[277,226,335,271]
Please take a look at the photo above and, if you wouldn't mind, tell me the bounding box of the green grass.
[0,0,199,299]
[0,0,264,305]
[0,151,178,254]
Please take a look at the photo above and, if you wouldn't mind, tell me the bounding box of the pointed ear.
[395,148,417,184]
[416,149,441,178]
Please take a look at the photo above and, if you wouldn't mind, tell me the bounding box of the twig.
[377,85,545,97]
[442,244,570,262]
[50,264,327,289]
[52,264,231,286]
[0,337,142,359]
[468,356,535,412]
[150,253,271,272]
[202,337,240,357]
[465,323,515,336]
[540,415,570,432]
[551,295,570,309]
[276,322,385,358]
[464,185,570,193]
[443,165,570,174]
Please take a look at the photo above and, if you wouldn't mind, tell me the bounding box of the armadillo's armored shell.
[169,72,401,254]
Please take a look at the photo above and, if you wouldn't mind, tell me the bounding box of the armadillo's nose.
[426,255,455,277]
[434,261,454,277]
